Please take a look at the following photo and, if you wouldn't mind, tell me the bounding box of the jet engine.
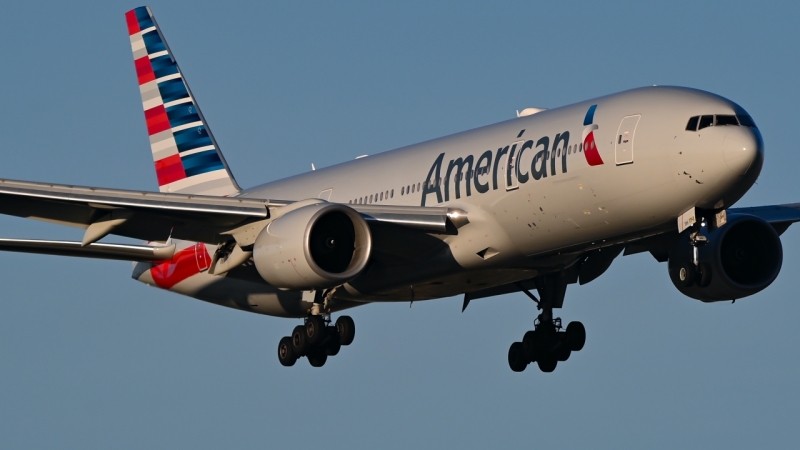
[253,203,372,290]
[668,215,782,302]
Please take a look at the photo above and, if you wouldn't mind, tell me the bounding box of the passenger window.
[737,115,756,127]
[380,192,383,201]
[698,115,714,130]
[686,116,699,131]
[716,115,738,126]
[391,189,394,198]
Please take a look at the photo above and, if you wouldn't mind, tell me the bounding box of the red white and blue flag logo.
[582,104,604,166]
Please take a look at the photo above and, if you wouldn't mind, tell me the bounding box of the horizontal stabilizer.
[0,239,175,261]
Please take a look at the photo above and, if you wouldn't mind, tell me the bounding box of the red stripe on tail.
[155,154,186,186]
[134,56,156,85]
[144,105,171,135]
[125,10,140,35]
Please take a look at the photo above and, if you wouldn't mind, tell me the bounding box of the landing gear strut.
[277,315,356,367]
[508,273,586,373]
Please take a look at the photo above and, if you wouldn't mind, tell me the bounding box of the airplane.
[0,5,795,373]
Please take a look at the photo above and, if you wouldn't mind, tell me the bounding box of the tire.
[536,355,557,373]
[555,334,571,362]
[325,327,341,356]
[566,321,586,352]
[698,262,712,288]
[522,330,538,362]
[336,316,355,346]
[305,315,327,346]
[677,261,696,287]
[307,348,328,367]
[277,336,297,367]
[291,325,307,356]
[508,342,528,372]
[536,324,557,353]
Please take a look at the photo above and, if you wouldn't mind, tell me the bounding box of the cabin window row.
[346,143,587,204]
[349,189,394,205]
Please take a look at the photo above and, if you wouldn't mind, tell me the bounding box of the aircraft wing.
[0,178,463,251]
[0,178,272,245]
[729,203,800,232]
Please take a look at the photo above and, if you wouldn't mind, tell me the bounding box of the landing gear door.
[615,115,640,165]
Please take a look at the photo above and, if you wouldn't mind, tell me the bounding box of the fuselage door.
[506,140,523,191]
[615,115,640,165]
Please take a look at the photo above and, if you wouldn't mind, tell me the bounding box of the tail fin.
[125,6,240,196]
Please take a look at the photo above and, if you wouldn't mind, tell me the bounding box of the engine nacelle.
[668,215,782,302]
[253,203,372,290]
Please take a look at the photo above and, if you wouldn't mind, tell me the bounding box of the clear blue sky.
[1,1,799,448]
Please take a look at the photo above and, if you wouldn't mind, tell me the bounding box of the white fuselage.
[134,86,763,317]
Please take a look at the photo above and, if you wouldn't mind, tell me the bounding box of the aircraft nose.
[723,127,762,176]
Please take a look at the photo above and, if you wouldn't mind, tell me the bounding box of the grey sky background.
[1,1,799,448]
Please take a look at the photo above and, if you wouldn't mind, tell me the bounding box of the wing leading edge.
[0,178,465,254]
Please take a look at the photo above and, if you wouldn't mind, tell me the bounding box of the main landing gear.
[508,315,585,373]
[277,315,355,368]
[507,273,586,373]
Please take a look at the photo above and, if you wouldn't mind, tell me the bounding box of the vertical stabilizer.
[126,6,240,196]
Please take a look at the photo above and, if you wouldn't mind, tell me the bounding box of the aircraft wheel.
[698,263,712,288]
[325,327,342,356]
[566,321,586,351]
[537,355,557,373]
[278,336,297,367]
[291,325,307,356]
[305,315,327,346]
[336,316,355,346]
[307,348,328,367]
[508,342,528,372]
[536,323,557,353]
[555,334,571,362]
[522,330,538,362]
[677,261,696,287]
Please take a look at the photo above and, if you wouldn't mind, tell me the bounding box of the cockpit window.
[686,114,758,131]
[737,115,756,127]
[698,115,714,130]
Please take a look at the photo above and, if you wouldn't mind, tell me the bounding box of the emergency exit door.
[615,115,640,165]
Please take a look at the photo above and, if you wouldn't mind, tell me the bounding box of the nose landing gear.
[277,315,355,367]
[507,273,586,373]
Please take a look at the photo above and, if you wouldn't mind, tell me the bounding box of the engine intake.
[668,214,782,302]
[253,203,372,290]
